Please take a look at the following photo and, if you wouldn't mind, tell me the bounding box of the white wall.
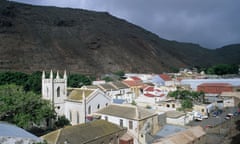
[100,114,139,144]
[65,90,112,125]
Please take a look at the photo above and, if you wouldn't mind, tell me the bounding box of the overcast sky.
[11,0,240,49]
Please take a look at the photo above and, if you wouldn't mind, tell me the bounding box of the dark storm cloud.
[11,0,240,48]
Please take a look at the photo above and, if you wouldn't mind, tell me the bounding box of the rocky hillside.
[0,0,239,75]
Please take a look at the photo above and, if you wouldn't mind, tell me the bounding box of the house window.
[166,104,170,108]
[105,116,108,121]
[106,103,108,106]
[57,87,60,97]
[120,119,123,127]
[172,104,175,108]
[129,120,133,129]
[77,112,79,124]
[202,109,204,112]
[97,104,100,109]
[88,106,91,114]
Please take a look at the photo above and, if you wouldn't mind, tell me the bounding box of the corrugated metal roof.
[155,124,186,138]
[0,122,40,140]
[198,83,232,87]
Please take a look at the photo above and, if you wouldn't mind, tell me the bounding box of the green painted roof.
[68,89,94,101]
[42,120,126,144]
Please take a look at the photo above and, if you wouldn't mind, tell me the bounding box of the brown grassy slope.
[0,0,239,75]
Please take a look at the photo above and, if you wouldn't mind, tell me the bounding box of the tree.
[102,76,113,82]
[181,99,193,110]
[113,70,125,77]
[0,71,29,85]
[68,74,92,87]
[0,84,55,129]
[206,64,239,75]
[24,71,42,94]
[55,115,71,128]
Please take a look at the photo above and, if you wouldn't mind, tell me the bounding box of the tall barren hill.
[0,0,239,75]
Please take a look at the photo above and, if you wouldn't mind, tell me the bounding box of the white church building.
[42,70,67,116]
[41,70,112,125]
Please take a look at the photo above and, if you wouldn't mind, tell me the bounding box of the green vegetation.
[68,74,92,87]
[131,100,137,106]
[113,70,125,77]
[0,71,94,93]
[0,71,28,85]
[0,71,91,131]
[102,76,113,82]
[205,64,239,75]
[55,115,71,128]
[181,99,193,110]
[168,90,205,110]
[0,71,42,94]
[24,71,42,94]
[0,84,55,129]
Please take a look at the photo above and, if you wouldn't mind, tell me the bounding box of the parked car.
[212,109,223,117]
[195,117,203,121]
[233,111,239,116]
[205,125,213,128]
[202,115,208,119]
[224,113,233,120]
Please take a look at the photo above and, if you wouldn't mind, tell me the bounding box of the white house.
[65,88,111,125]
[95,104,161,144]
[166,111,193,126]
[220,92,240,108]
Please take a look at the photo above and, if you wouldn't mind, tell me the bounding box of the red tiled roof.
[198,83,232,87]
[159,94,165,97]
[123,80,143,87]
[159,74,172,81]
[144,86,154,91]
[144,93,155,97]
[130,76,141,81]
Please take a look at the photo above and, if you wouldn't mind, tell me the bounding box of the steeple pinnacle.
[42,70,45,79]
[56,71,60,79]
[50,70,53,79]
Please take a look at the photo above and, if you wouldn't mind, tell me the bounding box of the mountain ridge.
[0,0,239,75]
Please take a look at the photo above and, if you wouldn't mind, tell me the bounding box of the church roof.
[68,89,94,101]
[96,104,157,120]
[42,120,126,144]
[110,81,129,89]
[82,85,98,90]
[97,83,117,91]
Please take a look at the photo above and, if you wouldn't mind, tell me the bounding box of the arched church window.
[97,104,100,109]
[57,87,60,97]
[69,111,72,122]
[88,106,91,114]
[47,87,49,97]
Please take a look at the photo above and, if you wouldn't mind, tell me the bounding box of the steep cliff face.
[0,1,239,75]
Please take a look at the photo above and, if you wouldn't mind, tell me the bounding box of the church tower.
[42,70,67,116]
